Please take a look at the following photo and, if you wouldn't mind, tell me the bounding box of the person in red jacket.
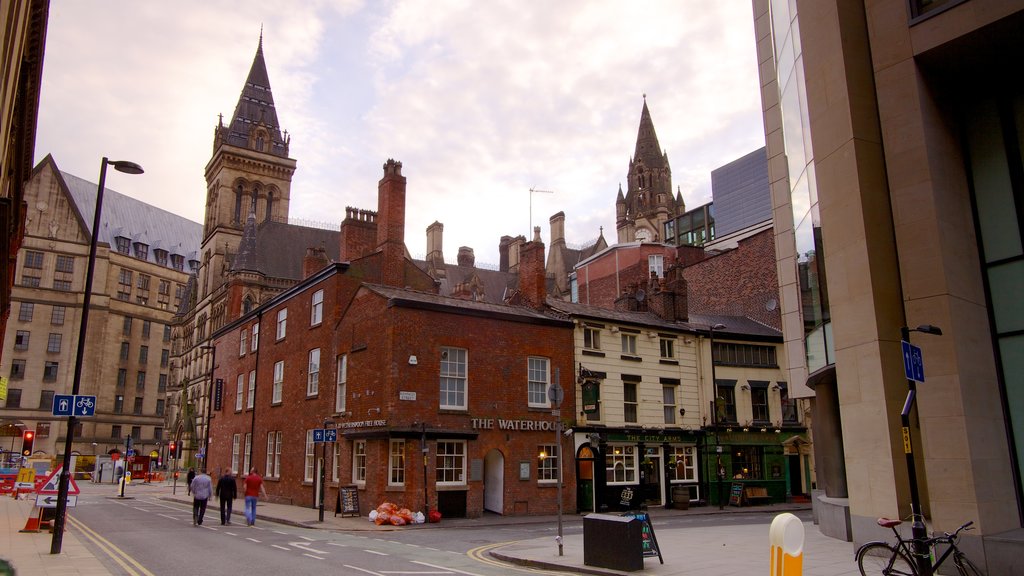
[242,467,267,526]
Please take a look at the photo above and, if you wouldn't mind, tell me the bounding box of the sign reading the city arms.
[472,418,559,431]
[608,432,691,443]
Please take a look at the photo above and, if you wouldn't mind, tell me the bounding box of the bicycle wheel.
[857,542,917,576]
[954,551,985,576]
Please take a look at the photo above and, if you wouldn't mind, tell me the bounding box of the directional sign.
[901,340,925,382]
[312,429,325,443]
[52,394,75,416]
[37,466,80,495]
[324,429,337,442]
[74,395,97,416]
[37,494,76,508]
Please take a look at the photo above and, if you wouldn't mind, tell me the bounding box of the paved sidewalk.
[2,478,862,575]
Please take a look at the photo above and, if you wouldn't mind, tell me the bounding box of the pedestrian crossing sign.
[37,466,80,495]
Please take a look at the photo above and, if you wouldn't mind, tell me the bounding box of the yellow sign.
[16,468,36,484]
[902,427,912,454]
[0,376,7,401]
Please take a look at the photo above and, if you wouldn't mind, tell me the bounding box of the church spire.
[222,34,288,157]
[633,95,667,171]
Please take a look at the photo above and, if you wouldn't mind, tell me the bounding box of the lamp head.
[109,160,144,175]
[914,324,942,336]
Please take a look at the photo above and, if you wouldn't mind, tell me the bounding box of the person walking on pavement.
[243,466,267,526]
[186,467,196,496]
[190,469,213,526]
[216,468,238,525]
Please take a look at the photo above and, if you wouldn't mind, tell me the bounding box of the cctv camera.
[563,428,574,437]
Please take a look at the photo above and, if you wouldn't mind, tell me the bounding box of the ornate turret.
[616,96,680,243]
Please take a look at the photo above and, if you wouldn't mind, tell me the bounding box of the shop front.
[701,428,809,507]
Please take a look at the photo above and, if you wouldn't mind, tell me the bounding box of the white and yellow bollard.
[769,512,804,575]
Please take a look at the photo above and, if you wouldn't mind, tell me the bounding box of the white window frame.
[235,374,244,411]
[660,337,675,359]
[621,333,638,355]
[584,326,601,350]
[605,444,637,484]
[311,289,323,326]
[538,443,559,483]
[247,370,256,409]
[231,434,240,472]
[439,347,467,410]
[353,440,366,485]
[527,356,550,408]
[243,433,252,474]
[239,328,247,357]
[265,432,276,478]
[663,385,677,424]
[389,439,406,486]
[332,441,341,483]
[251,322,259,352]
[307,348,320,396]
[276,308,287,340]
[668,445,697,482]
[336,354,347,413]
[435,440,466,486]
[272,361,284,404]
[304,430,315,482]
[648,254,664,278]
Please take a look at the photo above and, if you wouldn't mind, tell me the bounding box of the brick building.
[208,160,576,518]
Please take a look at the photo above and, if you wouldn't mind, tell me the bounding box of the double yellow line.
[466,542,569,575]
[66,515,156,576]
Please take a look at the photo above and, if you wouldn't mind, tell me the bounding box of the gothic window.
[243,295,254,314]
[256,134,265,152]
[265,191,274,222]
[234,185,244,224]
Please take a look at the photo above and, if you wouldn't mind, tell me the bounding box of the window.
[117,369,126,389]
[231,434,241,472]
[311,289,324,326]
[266,431,282,478]
[715,381,737,424]
[239,328,247,356]
[18,302,33,322]
[55,255,74,273]
[623,382,637,423]
[336,355,347,413]
[24,250,44,269]
[663,385,677,424]
[247,371,256,409]
[244,433,252,474]
[43,361,58,382]
[142,320,151,339]
[304,430,316,482]
[153,427,163,441]
[584,326,601,350]
[659,337,675,359]
[276,309,287,339]
[115,237,130,254]
[732,446,764,480]
[439,347,467,410]
[21,274,40,287]
[118,268,133,286]
[156,399,165,416]
[39,390,55,411]
[333,442,341,483]
[668,446,697,482]
[307,349,320,396]
[160,349,169,368]
[136,371,146,391]
[621,333,638,356]
[780,383,798,423]
[751,383,769,423]
[5,389,21,407]
[389,440,405,486]
[251,323,259,352]
[155,249,168,266]
[606,444,636,484]
[137,273,150,291]
[353,440,366,484]
[53,279,72,291]
[272,361,284,404]
[120,342,129,361]
[163,325,171,343]
[111,425,122,439]
[235,374,244,411]
[14,331,29,350]
[114,395,124,413]
[435,441,466,485]
[527,357,550,407]
[649,254,664,278]
[139,345,149,364]
[133,397,143,415]
[122,317,132,337]
[51,306,65,326]
[46,333,61,353]
[134,243,149,260]
[158,374,167,393]
[713,342,778,368]
[538,444,559,482]
[171,254,184,271]
[10,359,26,380]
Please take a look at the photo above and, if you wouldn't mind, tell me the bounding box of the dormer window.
[188,259,199,272]
[115,236,131,255]
[133,242,149,260]
[170,254,184,271]
[154,249,168,266]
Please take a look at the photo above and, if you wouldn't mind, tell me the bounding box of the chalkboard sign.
[621,511,664,564]
[729,483,744,507]
[336,485,360,517]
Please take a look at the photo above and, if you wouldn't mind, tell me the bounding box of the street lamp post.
[709,323,726,509]
[900,324,942,576]
[199,345,217,473]
[51,158,143,555]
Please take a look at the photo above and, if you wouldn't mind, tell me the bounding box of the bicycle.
[856,517,985,575]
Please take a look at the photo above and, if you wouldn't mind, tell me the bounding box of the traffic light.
[168,441,177,458]
[21,430,35,457]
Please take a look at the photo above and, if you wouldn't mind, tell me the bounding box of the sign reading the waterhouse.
[472,418,559,431]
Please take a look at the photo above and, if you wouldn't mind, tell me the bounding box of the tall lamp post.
[709,323,726,509]
[199,345,217,473]
[51,158,143,555]
[900,324,942,576]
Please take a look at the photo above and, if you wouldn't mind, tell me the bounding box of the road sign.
[37,494,76,508]
[901,340,925,382]
[548,382,564,407]
[37,466,80,495]
[52,394,74,416]
[312,429,325,443]
[324,429,337,442]
[74,395,96,416]
[127,449,135,457]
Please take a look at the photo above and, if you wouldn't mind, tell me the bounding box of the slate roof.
[364,284,570,325]
[224,35,288,157]
[423,262,517,304]
[60,170,202,266]
[242,219,340,279]
[547,299,781,340]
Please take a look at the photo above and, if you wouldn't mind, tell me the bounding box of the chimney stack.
[302,245,330,279]
[457,246,475,267]
[517,227,546,309]
[377,159,407,287]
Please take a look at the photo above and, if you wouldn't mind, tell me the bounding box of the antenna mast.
[528,187,554,237]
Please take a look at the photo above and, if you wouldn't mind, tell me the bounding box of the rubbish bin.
[583,513,644,571]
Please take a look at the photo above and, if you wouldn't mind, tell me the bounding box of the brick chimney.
[302,245,330,279]
[457,246,475,267]
[377,159,406,288]
[648,265,688,321]
[517,226,546,309]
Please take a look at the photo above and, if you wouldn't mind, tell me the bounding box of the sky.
[34,1,765,268]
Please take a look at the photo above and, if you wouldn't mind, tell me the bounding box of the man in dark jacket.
[216,468,238,525]
[186,467,196,495]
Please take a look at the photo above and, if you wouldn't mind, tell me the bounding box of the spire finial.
[643,93,647,101]
[259,25,264,50]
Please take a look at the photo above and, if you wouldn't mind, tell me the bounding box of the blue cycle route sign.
[73,395,97,416]
[312,429,325,443]
[901,340,925,382]
[53,394,96,416]
[52,394,74,416]
[325,429,337,442]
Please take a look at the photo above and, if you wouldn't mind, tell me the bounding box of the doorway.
[640,446,663,505]
[483,449,504,514]
[576,445,596,512]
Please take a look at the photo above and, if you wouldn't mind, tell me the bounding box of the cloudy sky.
[34,1,764,267]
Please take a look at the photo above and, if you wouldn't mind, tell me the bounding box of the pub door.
[640,447,663,505]
[576,445,596,512]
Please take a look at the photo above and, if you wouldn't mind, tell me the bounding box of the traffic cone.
[20,507,42,533]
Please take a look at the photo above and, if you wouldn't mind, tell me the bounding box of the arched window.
[251,185,260,218]
[256,134,265,152]
[265,191,274,222]
[234,185,244,224]
[243,296,254,314]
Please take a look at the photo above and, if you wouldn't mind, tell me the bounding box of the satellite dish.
[636,289,646,302]
[765,298,778,311]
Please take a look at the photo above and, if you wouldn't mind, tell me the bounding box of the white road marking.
[290,541,330,554]
[412,561,485,576]
[272,545,290,551]
[344,565,384,575]
[299,535,315,541]
[246,537,261,543]
[158,514,177,520]
[363,549,389,556]
[303,553,324,560]
[328,542,348,547]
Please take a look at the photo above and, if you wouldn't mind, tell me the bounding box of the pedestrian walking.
[186,467,196,496]
[243,467,268,526]
[216,468,238,525]
[190,469,213,526]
